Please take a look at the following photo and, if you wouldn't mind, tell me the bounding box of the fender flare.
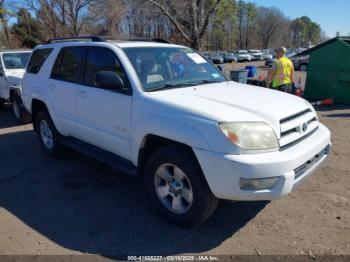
[30,92,67,136]
[131,115,212,165]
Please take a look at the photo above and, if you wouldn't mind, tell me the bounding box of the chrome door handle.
[78,91,88,98]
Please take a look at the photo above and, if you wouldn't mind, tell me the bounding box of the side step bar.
[60,137,139,177]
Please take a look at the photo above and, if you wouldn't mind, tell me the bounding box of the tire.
[36,110,62,156]
[144,145,219,227]
[12,94,24,124]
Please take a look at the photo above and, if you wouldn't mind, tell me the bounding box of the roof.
[297,36,350,56]
[37,40,184,50]
[110,41,184,48]
[37,36,185,50]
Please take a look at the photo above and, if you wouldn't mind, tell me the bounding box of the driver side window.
[84,47,129,92]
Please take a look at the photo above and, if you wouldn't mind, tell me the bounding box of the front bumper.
[194,123,331,201]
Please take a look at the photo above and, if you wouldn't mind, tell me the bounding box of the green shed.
[300,36,350,105]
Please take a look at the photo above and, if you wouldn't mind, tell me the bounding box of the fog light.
[240,177,279,190]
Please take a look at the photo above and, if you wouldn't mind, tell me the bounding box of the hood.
[5,70,25,86]
[148,81,310,136]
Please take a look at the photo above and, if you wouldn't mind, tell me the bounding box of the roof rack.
[46,35,105,44]
[127,38,171,44]
[45,35,172,44]
[151,38,171,43]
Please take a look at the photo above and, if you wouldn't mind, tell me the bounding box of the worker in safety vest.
[266,47,294,93]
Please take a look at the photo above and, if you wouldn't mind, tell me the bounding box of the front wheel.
[144,145,219,227]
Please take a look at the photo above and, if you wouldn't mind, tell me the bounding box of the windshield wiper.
[147,79,226,92]
[192,79,225,85]
[147,82,200,92]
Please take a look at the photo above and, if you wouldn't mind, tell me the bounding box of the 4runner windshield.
[122,47,226,91]
[2,52,31,70]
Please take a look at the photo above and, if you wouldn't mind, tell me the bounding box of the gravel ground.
[0,98,349,257]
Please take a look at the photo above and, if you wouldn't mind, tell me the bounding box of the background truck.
[0,49,32,123]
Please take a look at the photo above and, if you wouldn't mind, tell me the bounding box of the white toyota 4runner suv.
[22,37,331,226]
[0,49,32,123]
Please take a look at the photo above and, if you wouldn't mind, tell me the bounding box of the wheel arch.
[137,134,197,174]
[31,99,49,131]
[132,116,211,169]
[9,86,21,101]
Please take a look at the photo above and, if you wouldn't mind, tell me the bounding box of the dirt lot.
[0,95,349,256]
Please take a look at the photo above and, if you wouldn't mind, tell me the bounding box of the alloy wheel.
[154,163,193,214]
[39,119,54,150]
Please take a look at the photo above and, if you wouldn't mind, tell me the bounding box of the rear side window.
[51,46,86,83]
[84,47,128,91]
[27,48,53,74]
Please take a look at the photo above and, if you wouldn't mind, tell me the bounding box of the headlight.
[219,122,279,150]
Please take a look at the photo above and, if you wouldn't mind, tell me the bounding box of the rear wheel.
[36,110,62,156]
[144,145,219,227]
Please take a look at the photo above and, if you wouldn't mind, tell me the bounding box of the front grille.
[279,109,318,148]
[294,145,330,180]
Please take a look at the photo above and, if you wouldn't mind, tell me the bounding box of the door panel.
[49,46,86,136]
[77,88,132,159]
[48,79,80,135]
[76,46,132,159]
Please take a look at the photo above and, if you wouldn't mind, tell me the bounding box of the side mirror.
[96,71,124,91]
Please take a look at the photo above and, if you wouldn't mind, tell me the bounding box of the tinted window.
[51,47,85,83]
[123,47,225,91]
[2,52,31,69]
[27,48,53,74]
[84,47,128,91]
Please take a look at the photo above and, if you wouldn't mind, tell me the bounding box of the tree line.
[0,0,326,50]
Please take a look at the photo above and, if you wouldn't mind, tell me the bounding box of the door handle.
[78,91,88,98]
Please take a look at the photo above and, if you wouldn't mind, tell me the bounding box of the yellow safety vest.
[272,56,293,88]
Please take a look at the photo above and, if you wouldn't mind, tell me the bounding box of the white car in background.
[236,50,252,62]
[262,50,273,60]
[249,49,263,61]
[0,49,32,123]
[22,37,331,227]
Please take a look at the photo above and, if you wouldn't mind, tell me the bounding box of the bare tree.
[63,0,94,35]
[24,0,97,37]
[143,0,222,49]
[256,6,285,49]
[244,2,256,49]
[88,0,124,36]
